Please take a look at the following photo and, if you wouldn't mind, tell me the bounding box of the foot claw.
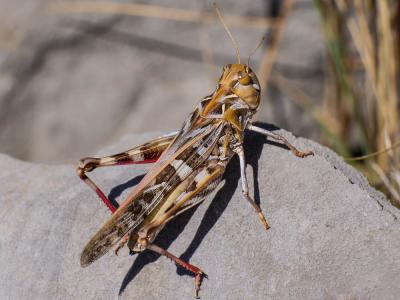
[295,149,314,158]
[258,212,270,231]
[114,245,122,256]
[114,234,129,256]
[194,271,205,299]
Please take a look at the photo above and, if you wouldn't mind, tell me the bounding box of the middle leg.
[234,145,270,230]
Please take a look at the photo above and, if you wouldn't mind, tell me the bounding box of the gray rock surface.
[1,128,399,300]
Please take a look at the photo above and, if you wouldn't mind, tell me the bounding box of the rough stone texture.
[1,127,399,300]
[0,0,324,163]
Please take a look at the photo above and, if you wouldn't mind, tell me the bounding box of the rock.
[1,127,399,299]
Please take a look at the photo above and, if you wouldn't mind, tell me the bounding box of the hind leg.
[76,132,177,213]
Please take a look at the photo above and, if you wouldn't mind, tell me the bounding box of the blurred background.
[0,0,399,205]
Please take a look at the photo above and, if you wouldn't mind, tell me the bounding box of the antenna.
[214,4,241,64]
[247,36,265,67]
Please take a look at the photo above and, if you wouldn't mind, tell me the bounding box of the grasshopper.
[77,7,313,298]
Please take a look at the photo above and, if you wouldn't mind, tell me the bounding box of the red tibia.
[163,251,205,298]
[95,186,117,214]
[115,158,158,166]
[77,156,158,215]
[167,253,202,274]
[147,243,205,298]
[79,174,117,214]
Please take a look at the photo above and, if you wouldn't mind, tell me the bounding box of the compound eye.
[238,71,251,85]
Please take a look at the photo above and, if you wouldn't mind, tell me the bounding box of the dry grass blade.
[48,1,276,29]
[375,0,399,170]
[313,0,399,203]
[271,72,349,156]
[345,141,400,161]
[371,162,400,206]
[257,0,293,91]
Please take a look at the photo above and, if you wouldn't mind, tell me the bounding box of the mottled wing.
[80,121,225,266]
[169,168,225,219]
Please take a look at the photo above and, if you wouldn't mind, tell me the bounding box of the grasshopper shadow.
[108,175,145,210]
[118,122,284,295]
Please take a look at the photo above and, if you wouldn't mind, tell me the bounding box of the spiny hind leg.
[76,132,177,213]
[139,238,206,299]
[247,124,314,158]
[234,145,270,230]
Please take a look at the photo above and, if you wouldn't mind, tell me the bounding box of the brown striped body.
[76,8,315,296]
[77,58,314,299]
[80,64,261,266]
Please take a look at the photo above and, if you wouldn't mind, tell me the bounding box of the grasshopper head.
[219,63,260,110]
[200,7,262,117]
[200,64,261,118]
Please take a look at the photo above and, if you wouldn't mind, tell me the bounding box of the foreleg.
[247,124,313,158]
